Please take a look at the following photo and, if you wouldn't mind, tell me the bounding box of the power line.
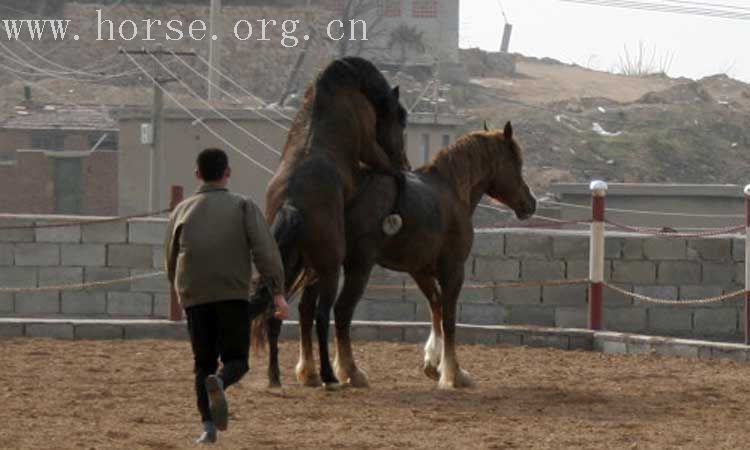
[658,0,750,12]
[560,0,750,20]
[121,49,274,176]
[194,53,295,122]
[15,39,140,80]
[167,49,290,132]
[147,52,282,157]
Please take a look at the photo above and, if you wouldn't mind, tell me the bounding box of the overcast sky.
[459,0,750,82]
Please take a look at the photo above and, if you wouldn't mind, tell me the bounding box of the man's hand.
[273,294,289,320]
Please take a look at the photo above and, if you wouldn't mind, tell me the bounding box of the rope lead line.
[0,272,166,294]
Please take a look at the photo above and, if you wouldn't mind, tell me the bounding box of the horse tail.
[251,203,305,353]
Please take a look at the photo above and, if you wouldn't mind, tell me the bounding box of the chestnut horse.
[259,57,409,389]
[260,122,536,389]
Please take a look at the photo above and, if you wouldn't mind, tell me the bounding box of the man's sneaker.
[205,375,228,431]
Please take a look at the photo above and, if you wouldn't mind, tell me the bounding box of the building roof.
[1,104,118,132]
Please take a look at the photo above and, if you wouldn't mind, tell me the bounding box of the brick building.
[0,103,119,215]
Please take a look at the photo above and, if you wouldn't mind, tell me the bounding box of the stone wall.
[0,215,746,341]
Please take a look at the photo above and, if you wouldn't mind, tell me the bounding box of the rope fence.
[0,272,165,294]
[0,208,171,231]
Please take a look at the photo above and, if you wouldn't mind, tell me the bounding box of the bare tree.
[616,41,675,77]
[387,24,426,63]
[330,0,389,58]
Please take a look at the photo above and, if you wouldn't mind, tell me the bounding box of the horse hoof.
[267,380,282,390]
[323,382,343,392]
[382,214,402,236]
[346,368,370,388]
[296,369,323,387]
[438,369,475,389]
[423,364,440,381]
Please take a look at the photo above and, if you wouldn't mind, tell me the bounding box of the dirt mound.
[637,80,715,104]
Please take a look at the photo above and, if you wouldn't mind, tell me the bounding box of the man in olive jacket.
[165,148,288,444]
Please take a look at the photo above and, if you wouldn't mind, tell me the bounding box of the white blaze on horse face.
[424,330,442,368]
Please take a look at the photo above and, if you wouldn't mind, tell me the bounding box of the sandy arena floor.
[1,338,750,450]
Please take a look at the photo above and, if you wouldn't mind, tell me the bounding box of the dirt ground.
[2,338,750,450]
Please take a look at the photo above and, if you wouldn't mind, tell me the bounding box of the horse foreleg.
[333,265,373,388]
[411,274,442,381]
[296,283,322,387]
[437,272,475,390]
[315,270,341,389]
[267,316,283,388]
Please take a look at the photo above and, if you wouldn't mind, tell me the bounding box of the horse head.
[485,121,536,220]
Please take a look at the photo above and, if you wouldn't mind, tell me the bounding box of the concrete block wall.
[0,215,168,319]
[0,214,747,341]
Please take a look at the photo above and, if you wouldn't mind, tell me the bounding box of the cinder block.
[471,232,504,256]
[735,263,745,285]
[495,286,540,305]
[35,223,81,243]
[657,261,700,284]
[129,269,169,293]
[651,342,699,358]
[521,260,564,281]
[75,324,124,339]
[603,283,634,306]
[497,330,523,346]
[458,286,494,303]
[61,291,107,314]
[543,284,587,306]
[603,238,624,259]
[603,307,647,333]
[732,238,745,262]
[0,266,37,288]
[505,234,552,258]
[152,246,165,269]
[552,236,589,259]
[363,285,404,302]
[61,244,106,267]
[14,292,60,315]
[25,323,74,339]
[459,303,505,325]
[472,257,519,281]
[620,237,644,260]
[648,308,693,333]
[458,327,498,345]
[403,285,428,303]
[84,267,130,292]
[693,308,738,335]
[14,243,60,266]
[128,219,167,245]
[350,325,380,341]
[611,261,656,283]
[688,239,731,261]
[107,292,153,316]
[378,326,404,342]
[555,307,587,328]
[505,305,555,326]
[634,285,678,301]
[403,326,430,343]
[124,322,188,340]
[702,262,735,285]
[107,244,153,268]
[415,302,432,322]
[599,339,627,355]
[353,299,415,322]
[38,267,83,286]
[643,239,686,260]
[679,285,723,303]
[0,293,13,313]
[0,218,35,242]
[81,220,127,243]
[153,294,170,318]
[0,322,23,337]
[0,244,13,265]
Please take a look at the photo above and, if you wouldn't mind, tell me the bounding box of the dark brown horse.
[263,122,536,389]
[259,57,409,388]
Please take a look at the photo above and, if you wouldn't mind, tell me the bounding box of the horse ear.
[504,121,513,140]
[483,120,489,132]
[392,86,400,100]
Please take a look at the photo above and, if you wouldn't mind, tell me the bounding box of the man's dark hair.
[197,148,228,182]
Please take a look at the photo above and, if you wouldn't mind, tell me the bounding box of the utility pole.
[119,46,196,211]
[208,0,222,101]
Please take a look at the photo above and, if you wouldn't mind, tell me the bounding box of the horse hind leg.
[315,270,342,390]
[296,282,322,387]
[333,265,374,388]
[411,274,442,381]
[267,316,282,388]
[437,272,475,390]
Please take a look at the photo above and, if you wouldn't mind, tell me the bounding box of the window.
[31,132,65,150]
[88,132,118,151]
[442,134,451,148]
[412,0,437,18]
[381,0,402,17]
[421,133,430,163]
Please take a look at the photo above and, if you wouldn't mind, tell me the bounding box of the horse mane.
[420,129,523,204]
[311,57,395,121]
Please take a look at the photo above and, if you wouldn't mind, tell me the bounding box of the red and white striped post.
[589,180,608,330]
[169,185,184,322]
[745,185,750,345]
